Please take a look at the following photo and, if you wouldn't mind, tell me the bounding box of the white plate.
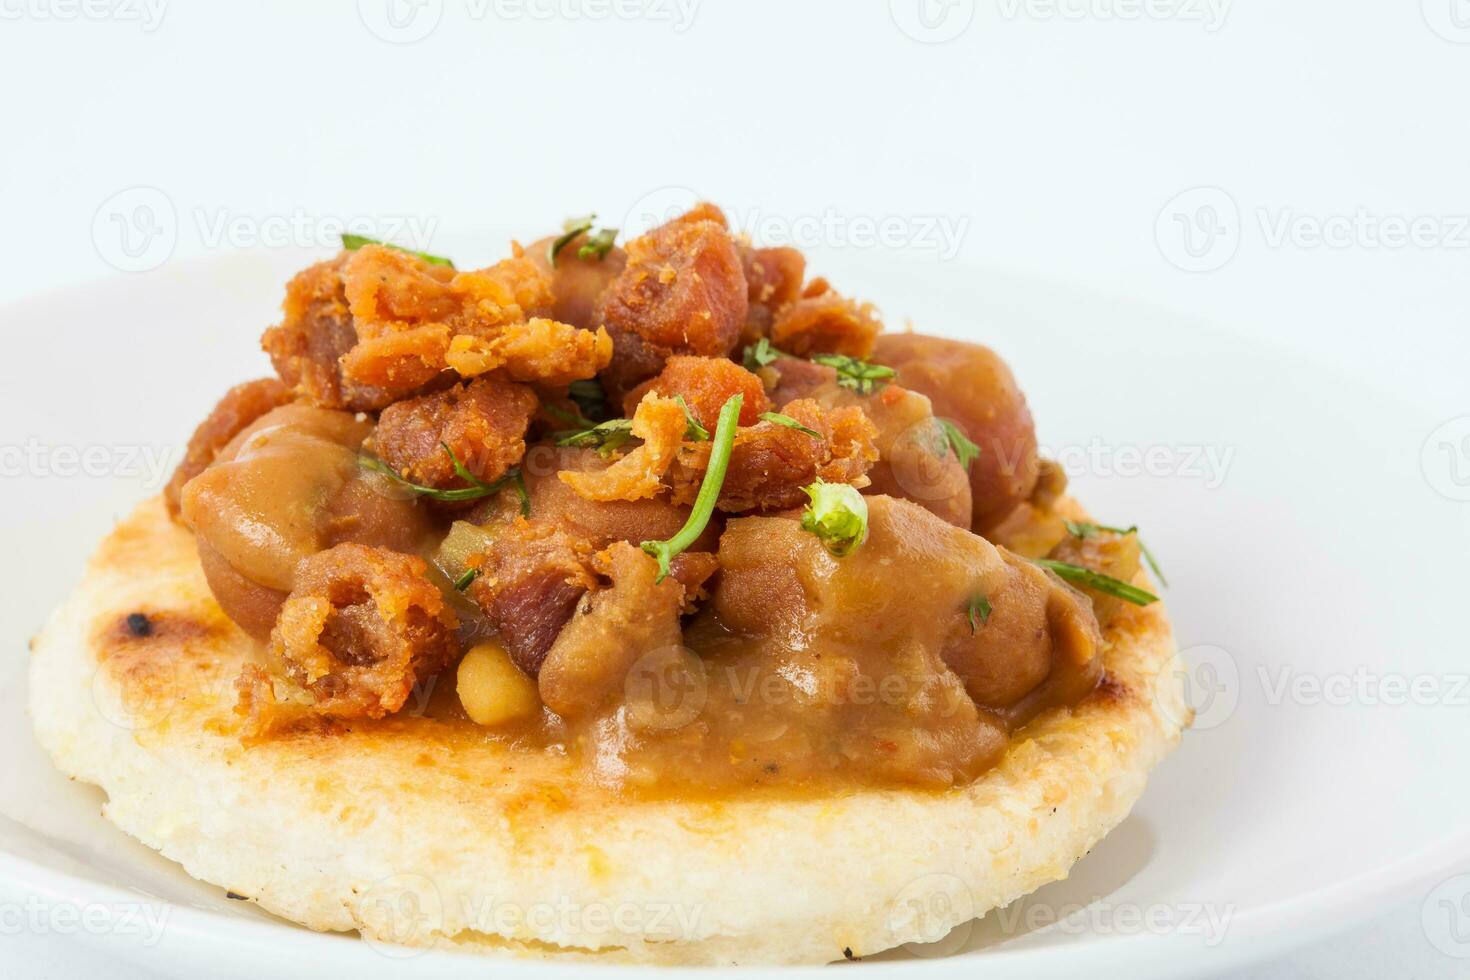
[2,248,1467,979]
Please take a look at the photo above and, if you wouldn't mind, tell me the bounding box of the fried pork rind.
[622,355,771,428]
[164,377,293,520]
[739,243,806,344]
[769,278,883,359]
[261,255,367,409]
[526,232,628,329]
[266,543,459,720]
[368,376,539,491]
[595,205,749,398]
[445,317,612,386]
[557,393,688,502]
[465,518,599,677]
[671,398,879,513]
[263,244,607,410]
[461,453,721,677]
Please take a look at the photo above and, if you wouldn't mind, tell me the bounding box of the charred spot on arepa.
[95,607,219,659]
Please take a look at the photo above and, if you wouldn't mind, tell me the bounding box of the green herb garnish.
[799,480,869,557]
[453,568,479,591]
[937,418,980,469]
[674,396,710,441]
[556,418,634,458]
[742,337,784,371]
[548,214,594,265]
[567,378,611,422]
[641,394,743,583]
[341,233,454,268]
[359,443,527,512]
[759,412,822,438]
[1032,558,1159,606]
[966,595,992,634]
[507,470,531,517]
[542,401,597,431]
[1063,520,1168,587]
[577,226,618,260]
[811,353,897,395]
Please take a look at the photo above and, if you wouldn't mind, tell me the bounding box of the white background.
[1,1,1467,977]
